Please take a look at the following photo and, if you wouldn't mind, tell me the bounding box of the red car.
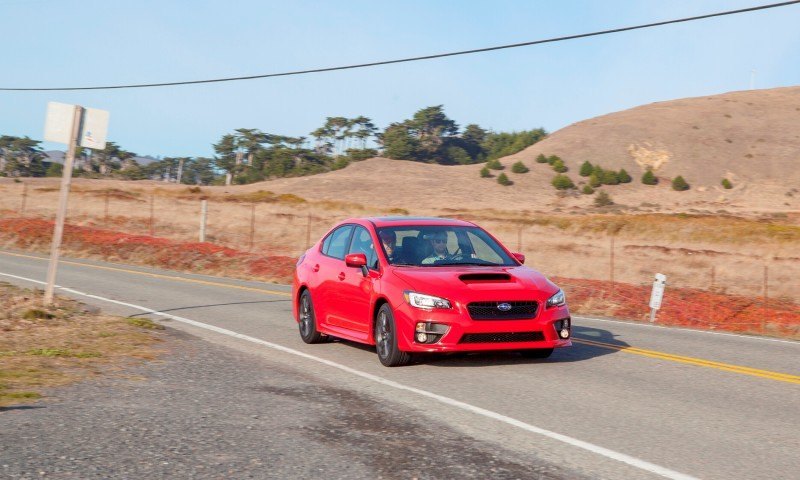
[292,217,571,366]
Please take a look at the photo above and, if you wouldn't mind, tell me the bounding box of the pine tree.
[552,159,568,173]
[551,174,575,190]
[497,173,512,186]
[672,175,690,191]
[480,166,491,178]
[579,161,593,177]
[511,161,529,173]
[535,153,549,163]
[618,169,632,183]
[582,185,595,195]
[642,169,658,185]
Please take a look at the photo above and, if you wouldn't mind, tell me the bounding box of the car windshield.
[376,226,517,267]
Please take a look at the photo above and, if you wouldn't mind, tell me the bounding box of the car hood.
[391,265,559,303]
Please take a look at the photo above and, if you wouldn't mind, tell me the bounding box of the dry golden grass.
[0,282,164,408]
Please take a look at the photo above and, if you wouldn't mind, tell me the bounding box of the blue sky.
[1,0,799,157]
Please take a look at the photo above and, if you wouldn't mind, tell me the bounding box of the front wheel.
[298,290,324,344]
[374,304,411,367]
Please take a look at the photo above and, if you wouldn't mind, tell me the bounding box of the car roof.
[357,216,476,228]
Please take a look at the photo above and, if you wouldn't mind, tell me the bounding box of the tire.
[298,290,324,344]
[519,348,554,359]
[374,304,411,367]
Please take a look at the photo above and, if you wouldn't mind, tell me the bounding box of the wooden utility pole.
[176,157,185,184]
[44,105,83,305]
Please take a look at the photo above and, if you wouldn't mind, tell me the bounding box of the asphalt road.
[1,250,798,480]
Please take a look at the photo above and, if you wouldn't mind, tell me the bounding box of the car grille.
[467,301,539,320]
[459,331,545,344]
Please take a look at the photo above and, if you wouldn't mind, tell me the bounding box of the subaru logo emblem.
[497,303,512,312]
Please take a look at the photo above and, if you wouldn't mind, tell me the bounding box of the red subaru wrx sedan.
[292,217,571,366]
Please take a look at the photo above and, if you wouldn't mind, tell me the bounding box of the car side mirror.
[345,253,369,277]
[512,252,525,264]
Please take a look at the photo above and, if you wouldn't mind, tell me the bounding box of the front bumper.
[393,301,572,353]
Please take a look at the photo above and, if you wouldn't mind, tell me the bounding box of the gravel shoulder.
[1,327,583,479]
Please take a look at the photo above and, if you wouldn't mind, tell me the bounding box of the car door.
[313,224,354,329]
[330,225,379,338]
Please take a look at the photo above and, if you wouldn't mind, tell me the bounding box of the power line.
[3,1,799,92]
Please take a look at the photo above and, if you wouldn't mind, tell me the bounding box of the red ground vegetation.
[1,217,797,338]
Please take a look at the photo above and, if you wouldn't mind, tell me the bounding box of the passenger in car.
[379,230,400,262]
[421,232,450,264]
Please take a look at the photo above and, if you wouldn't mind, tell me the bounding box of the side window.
[323,225,354,260]
[348,226,378,269]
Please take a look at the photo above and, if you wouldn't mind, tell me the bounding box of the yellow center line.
[0,250,292,297]
[573,338,800,385]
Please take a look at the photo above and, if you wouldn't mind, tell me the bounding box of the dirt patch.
[0,282,164,408]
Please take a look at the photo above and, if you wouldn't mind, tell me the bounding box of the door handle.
[338,272,346,281]
[312,264,320,272]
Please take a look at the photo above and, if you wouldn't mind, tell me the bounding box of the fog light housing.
[414,322,449,344]
[554,318,571,339]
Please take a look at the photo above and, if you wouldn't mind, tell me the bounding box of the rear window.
[322,225,354,260]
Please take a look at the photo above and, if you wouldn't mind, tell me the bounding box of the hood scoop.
[459,273,512,283]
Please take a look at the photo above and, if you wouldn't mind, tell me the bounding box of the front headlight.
[403,291,452,310]
[546,289,566,308]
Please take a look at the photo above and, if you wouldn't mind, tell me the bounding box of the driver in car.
[421,232,450,264]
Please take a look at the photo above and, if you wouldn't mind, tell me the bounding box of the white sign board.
[649,273,667,310]
[79,107,109,149]
[43,102,109,150]
[43,102,76,144]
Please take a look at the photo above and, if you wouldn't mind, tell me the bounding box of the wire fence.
[2,181,799,334]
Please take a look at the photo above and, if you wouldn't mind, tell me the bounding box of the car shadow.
[126,299,290,317]
[416,325,629,368]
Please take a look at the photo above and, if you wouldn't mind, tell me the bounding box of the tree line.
[0,106,546,185]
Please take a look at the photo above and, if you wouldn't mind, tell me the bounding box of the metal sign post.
[648,273,667,323]
[42,102,109,305]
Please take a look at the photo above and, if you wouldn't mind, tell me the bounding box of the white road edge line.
[0,271,697,480]
[573,315,799,345]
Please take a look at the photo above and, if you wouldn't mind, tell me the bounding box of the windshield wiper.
[432,260,499,266]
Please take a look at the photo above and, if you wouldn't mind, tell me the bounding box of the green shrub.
[497,173,512,186]
[535,154,549,163]
[721,178,733,189]
[579,161,593,177]
[588,173,601,188]
[547,155,560,166]
[672,176,690,191]
[511,161,529,173]
[45,163,63,177]
[582,185,595,195]
[594,191,614,206]
[618,169,632,183]
[600,169,619,185]
[551,174,575,190]
[487,158,504,170]
[642,169,658,185]
[480,166,492,178]
[552,159,568,173]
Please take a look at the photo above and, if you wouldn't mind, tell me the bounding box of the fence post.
[20,181,28,215]
[148,193,155,236]
[249,203,256,251]
[609,234,615,299]
[199,199,208,242]
[762,265,769,332]
[306,213,312,249]
[104,189,110,227]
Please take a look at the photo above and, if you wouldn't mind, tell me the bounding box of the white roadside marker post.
[42,102,109,306]
[649,273,667,323]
